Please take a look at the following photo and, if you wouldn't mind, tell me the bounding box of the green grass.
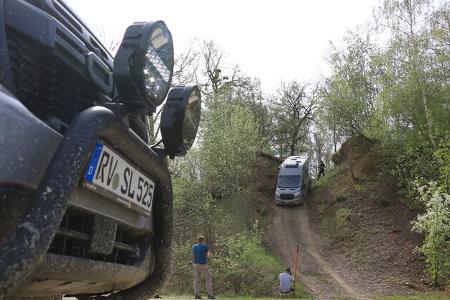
[313,167,339,189]
[375,293,450,300]
[160,296,311,299]
[335,207,352,232]
[162,277,311,299]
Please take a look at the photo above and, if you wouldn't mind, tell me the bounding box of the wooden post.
[292,244,299,297]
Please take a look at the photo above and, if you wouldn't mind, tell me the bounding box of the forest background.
[144,0,450,294]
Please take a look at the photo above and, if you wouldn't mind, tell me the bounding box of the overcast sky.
[68,0,380,92]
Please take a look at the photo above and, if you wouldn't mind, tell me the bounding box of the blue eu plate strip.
[85,142,103,182]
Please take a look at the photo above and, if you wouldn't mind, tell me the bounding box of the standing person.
[318,160,326,179]
[278,268,294,294]
[192,236,215,300]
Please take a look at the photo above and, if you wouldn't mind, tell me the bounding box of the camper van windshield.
[277,175,301,188]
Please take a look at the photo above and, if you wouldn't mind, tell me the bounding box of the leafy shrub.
[201,101,262,197]
[354,183,365,192]
[166,226,289,296]
[167,241,195,293]
[412,182,450,286]
[432,138,450,192]
[386,135,449,208]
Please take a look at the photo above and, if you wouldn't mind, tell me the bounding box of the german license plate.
[84,142,155,215]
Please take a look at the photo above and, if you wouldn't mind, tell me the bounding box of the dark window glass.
[277,175,301,188]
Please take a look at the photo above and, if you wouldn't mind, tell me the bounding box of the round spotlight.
[161,85,202,157]
[114,21,174,112]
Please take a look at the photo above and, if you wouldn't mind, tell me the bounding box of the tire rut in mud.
[267,203,370,300]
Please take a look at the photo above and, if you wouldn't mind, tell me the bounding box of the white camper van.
[274,155,311,205]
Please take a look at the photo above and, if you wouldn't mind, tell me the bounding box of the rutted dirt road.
[267,203,369,300]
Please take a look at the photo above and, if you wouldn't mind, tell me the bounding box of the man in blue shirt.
[192,236,215,299]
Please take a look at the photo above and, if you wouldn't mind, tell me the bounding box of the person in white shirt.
[278,268,294,294]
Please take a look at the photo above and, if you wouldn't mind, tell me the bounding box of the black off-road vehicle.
[0,1,201,299]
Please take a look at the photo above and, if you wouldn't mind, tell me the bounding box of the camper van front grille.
[280,194,294,200]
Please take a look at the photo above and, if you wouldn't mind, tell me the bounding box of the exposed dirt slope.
[258,137,428,299]
[306,137,427,297]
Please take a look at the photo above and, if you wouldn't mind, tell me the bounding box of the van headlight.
[114,21,174,112]
[275,191,281,198]
[294,192,301,198]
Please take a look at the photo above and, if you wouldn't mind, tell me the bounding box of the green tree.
[270,80,317,157]
[375,0,450,147]
[412,182,450,286]
[201,98,263,197]
[320,30,379,138]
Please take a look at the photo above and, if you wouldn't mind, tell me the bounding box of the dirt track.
[267,203,370,300]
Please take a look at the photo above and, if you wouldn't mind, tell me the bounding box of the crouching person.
[278,268,294,296]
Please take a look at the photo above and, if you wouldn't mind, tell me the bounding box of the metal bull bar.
[0,106,173,299]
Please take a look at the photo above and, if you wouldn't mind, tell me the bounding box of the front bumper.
[0,89,172,299]
[274,194,303,205]
[0,87,153,230]
[275,198,303,205]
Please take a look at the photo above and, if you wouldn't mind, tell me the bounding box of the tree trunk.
[289,143,295,156]
[333,127,337,152]
[421,91,436,148]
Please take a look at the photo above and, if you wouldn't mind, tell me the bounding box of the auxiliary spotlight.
[161,85,201,157]
[114,21,174,112]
